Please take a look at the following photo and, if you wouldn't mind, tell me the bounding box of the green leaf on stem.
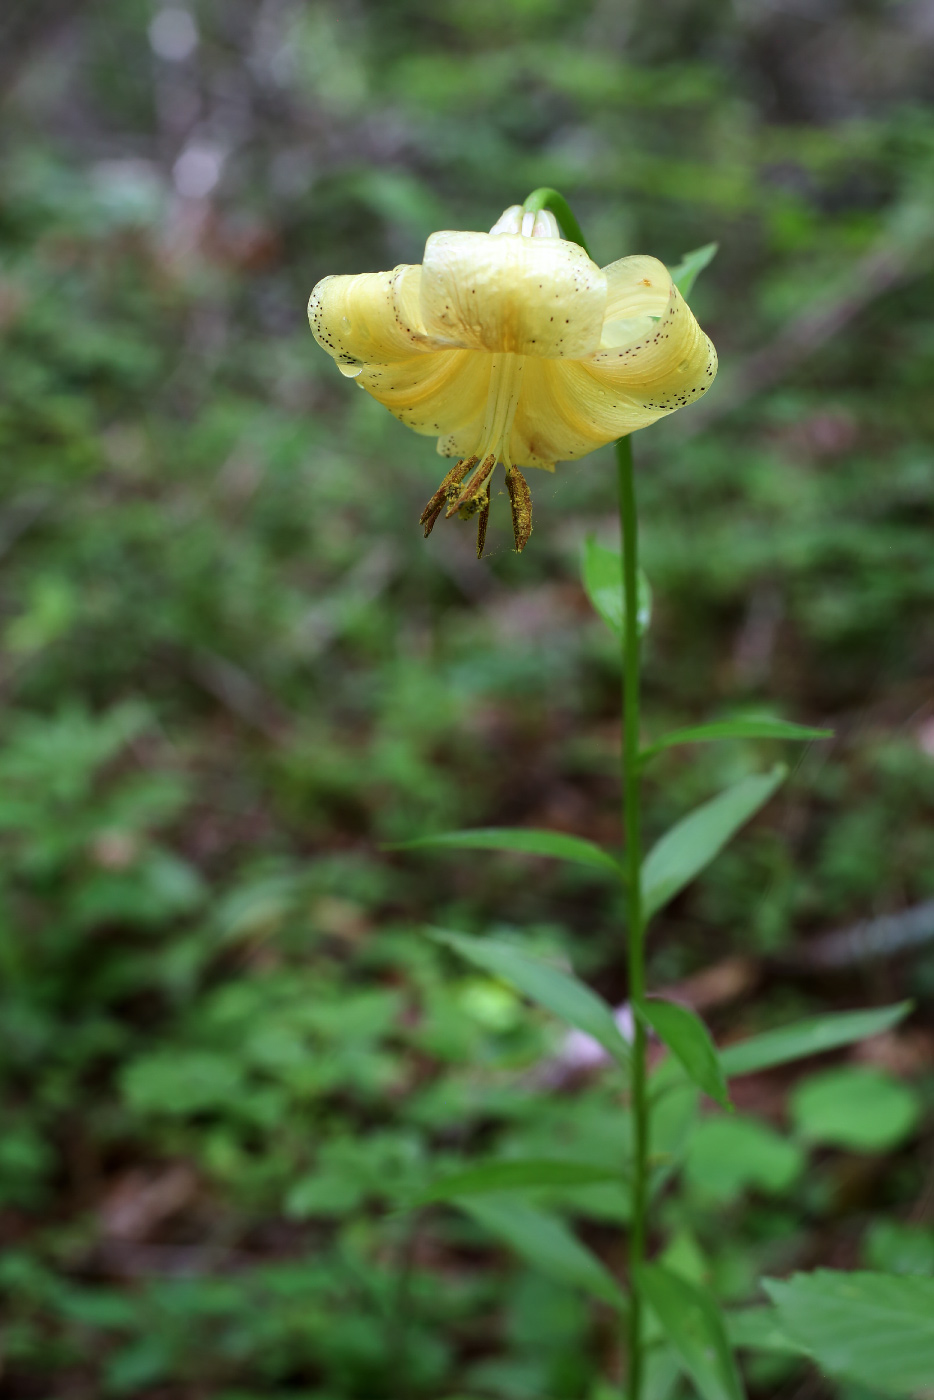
[391,826,622,875]
[668,243,718,300]
[640,716,832,765]
[643,1345,683,1400]
[641,766,786,920]
[419,1158,621,1203]
[764,1270,934,1395]
[581,536,652,640]
[719,1001,912,1078]
[458,1196,624,1307]
[638,998,731,1109]
[639,1263,746,1400]
[429,929,631,1068]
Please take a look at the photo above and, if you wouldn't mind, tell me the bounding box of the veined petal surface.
[509,278,716,466]
[590,256,718,412]
[420,232,607,358]
[308,264,443,376]
[358,348,492,440]
[308,229,718,515]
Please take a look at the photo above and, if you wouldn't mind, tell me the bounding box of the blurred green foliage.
[1,0,934,1395]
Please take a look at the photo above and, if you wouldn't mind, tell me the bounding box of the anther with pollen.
[475,487,491,559]
[446,453,495,520]
[505,465,532,553]
[419,457,475,538]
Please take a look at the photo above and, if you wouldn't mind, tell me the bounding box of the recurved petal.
[308,264,443,376]
[602,254,673,322]
[356,347,492,441]
[419,231,606,358]
[508,299,716,466]
[508,358,658,466]
[590,257,718,413]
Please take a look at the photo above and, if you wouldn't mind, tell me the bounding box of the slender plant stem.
[521,187,592,257]
[617,433,648,1400]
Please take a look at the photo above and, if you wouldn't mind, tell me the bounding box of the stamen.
[447,454,495,518]
[505,465,532,553]
[476,490,491,559]
[419,457,475,537]
[422,352,528,550]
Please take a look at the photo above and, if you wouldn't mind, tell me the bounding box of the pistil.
[421,351,532,558]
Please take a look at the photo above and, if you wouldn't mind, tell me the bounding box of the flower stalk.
[521,186,593,258]
[308,189,720,1397]
[618,432,648,1400]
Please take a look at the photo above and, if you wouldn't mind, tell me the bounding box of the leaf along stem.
[521,187,593,258]
[618,433,648,1400]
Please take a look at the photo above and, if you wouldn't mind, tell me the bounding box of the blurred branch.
[188,648,294,741]
[297,541,398,653]
[0,490,52,562]
[0,0,94,102]
[187,545,399,738]
[684,197,934,431]
[799,898,934,971]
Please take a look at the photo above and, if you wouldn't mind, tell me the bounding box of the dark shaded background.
[1,1,934,1396]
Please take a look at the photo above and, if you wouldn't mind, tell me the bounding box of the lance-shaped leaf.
[392,826,622,876]
[643,1345,684,1400]
[458,1197,624,1308]
[668,243,718,300]
[640,716,832,766]
[420,1158,621,1204]
[764,1270,934,1396]
[719,1001,912,1078]
[581,536,652,640]
[430,929,630,1068]
[642,766,786,920]
[638,999,730,1109]
[639,1264,745,1400]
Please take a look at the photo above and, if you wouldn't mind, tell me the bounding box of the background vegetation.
[1,0,933,1396]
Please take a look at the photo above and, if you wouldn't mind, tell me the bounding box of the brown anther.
[419,457,474,537]
[505,465,532,553]
[446,454,495,519]
[476,489,491,559]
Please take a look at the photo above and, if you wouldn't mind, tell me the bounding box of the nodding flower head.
[308,205,717,556]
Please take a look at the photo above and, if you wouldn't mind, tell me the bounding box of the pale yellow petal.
[357,348,492,441]
[508,302,716,467]
[507,358,650,466]
[488,205,524,235]
[307,264,442,376]
[591,256,718,409]
[602,254,672,321]
[419,231,606,358]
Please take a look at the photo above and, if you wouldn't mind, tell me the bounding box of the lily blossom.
[308,205,717,555]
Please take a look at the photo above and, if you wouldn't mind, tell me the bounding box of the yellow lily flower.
[308,205,717,556]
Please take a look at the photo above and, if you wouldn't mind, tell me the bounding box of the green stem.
[519,189,643,1396]
[618,433,647,1400]
[521,187,592,258]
